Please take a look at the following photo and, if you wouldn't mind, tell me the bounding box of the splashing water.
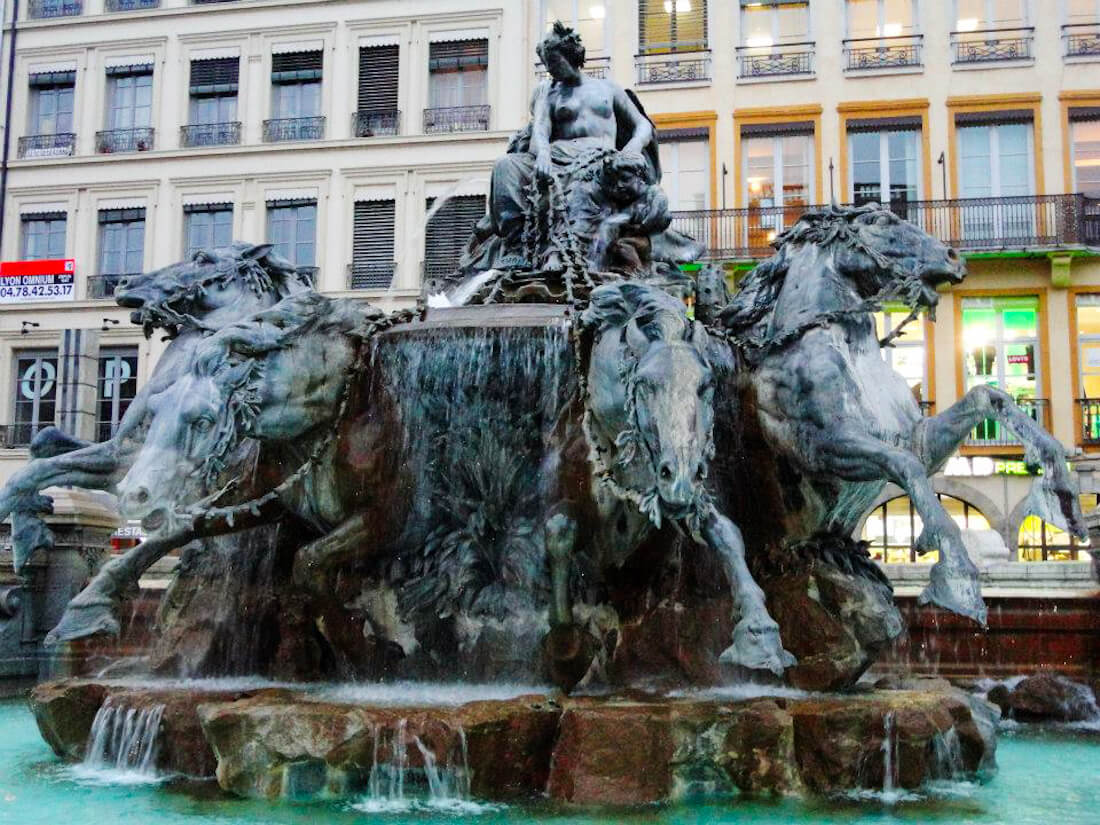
[71,699,165,785]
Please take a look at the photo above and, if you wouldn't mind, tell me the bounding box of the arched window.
[1017,494,1096,562]
[860,494,991,564]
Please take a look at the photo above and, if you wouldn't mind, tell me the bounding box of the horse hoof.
[919,564,988,627]
[720,619,797,676]
[43,605,121,645]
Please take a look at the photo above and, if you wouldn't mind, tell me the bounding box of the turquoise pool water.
[1,699,1098,825]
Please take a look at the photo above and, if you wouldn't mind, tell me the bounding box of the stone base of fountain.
[31,678,998,805]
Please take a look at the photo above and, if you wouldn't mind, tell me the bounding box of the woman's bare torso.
[546,76,617,146]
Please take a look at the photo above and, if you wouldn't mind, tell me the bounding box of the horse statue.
[0,243,312,583]
[717,205,1086,628]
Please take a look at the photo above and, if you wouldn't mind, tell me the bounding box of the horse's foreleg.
[916,385,1085,539]
[820,429,987,626]
[542,511,596,692]
[701,508,796,676]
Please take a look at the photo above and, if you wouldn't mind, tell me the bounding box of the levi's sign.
[0,259,76,303]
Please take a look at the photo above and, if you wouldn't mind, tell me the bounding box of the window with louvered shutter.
[427,40,488,109]
[351,200,396,289]
[639,0,708,54]
[190,58,239,94]
[272,51,323,82]
[358,46,398,113]
[423,195,485,278]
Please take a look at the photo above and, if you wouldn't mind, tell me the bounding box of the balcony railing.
[347,262,396,290]
[919,400,936,417]
[1078,399,1100,446]
[669,194,1099,261]
[353,110,400,137]
[95,127,154,153]
[423,105,490,134]
[843,34,923,71]
[1063,23,1100,58]
[105,0,158,10]
[965,398,1048,448]
[635,50,712,84]
[27,0,81,17]
[17,133,76,159]
[0,425,42,449]
[87,274,133,300]
[736,42,815,78]
[180,121,241,147]
[262,116,325,142]
[535,55,611,81]
[951,27,1034,64]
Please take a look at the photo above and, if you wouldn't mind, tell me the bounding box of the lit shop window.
[874,309,927,401]
[1018,495,1096,562]
[860,494,991,564]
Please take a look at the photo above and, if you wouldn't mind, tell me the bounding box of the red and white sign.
[0,259,76,303]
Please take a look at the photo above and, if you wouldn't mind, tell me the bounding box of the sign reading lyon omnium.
[0,259,76,303]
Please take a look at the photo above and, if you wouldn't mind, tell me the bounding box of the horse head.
[583,282,715,525]
[115,339,258,530]
[114,242,313,337]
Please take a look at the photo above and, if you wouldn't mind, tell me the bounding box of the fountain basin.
[30,678,998,805]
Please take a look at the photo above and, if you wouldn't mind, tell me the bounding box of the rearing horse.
[720,205,1086,625]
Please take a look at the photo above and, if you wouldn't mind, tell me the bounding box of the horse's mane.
[582,280,691,342]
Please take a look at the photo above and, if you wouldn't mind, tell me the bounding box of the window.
[184,204,233,257]
[12,350,59,445]
[639,0,707,53]
[658,131,710,210]
[189,58,238,125]
[96,347,138,442]
[955,0,1027,29]
[1076,294,1100,443]
[962,295,1041,443]
[957,115,1034,240]
[106,65,153,129]
[98,208,145,296]
[356,45,399,136]
[848,120,921,207]
[861,494,990,564]
[21,212,66,260]
[351,199,396,288]
[1066,0,1100,23]
[740,0,809,47]
[271,51,322,119]
[1070,109,1100,197]
[266,199,316,268]
[875,309,927,399]
[543,0,608,54]
[847,0,915,37]
[424,195,486,279]
[428,40,488,109]
[741,124,814,248]
[28,72,74,135]
[1018,495,1096,561]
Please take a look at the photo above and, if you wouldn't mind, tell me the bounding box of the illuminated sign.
[943,456,1058,477]
[0,259,75,304]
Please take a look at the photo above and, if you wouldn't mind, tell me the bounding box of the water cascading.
[930,725,966,781]
[880,711,900,803]
[360,720,474,810]
[80,699,165,778]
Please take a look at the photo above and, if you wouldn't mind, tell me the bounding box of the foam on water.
[96,676,300,692]
[671,683,813,701]
[317,682,549,706]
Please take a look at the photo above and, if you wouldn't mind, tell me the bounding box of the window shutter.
[29,71,75,87]
[98,207,146,224]
[21,210,66,221]
[352,200,396,288]
[105,63,153,77]
[955,110,1034,127]
[639,0,708,54]
[272,51,323,83]
[846,116,923,134]
[740,121,815,138]
[424,195,485,277]
[428,39,488,71]
[358,45,399,112]
[1069,106,1100,123]
[190,58,239,95]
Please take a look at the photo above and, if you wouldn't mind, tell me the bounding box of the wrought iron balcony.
[951,27,1034,64]
[95,127,154,153]
[535,55,611,81]
[1078,399,1100,446]
[423,105,490,134]
[105,0,158,10]
[87,274,136,300]
[1063,23,1100,58]
[17,133,76,159]
[27,0,81,18]
[965,398,1048,448]
[843,34,923,71]
[347,262,396,290]
[736,42,815,79]
[352,110,400,138]
[180,121,241,147]
[669,194,1100,261]
[262,116,325,143]
[635,50,712,84]
[0,424,39,449]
